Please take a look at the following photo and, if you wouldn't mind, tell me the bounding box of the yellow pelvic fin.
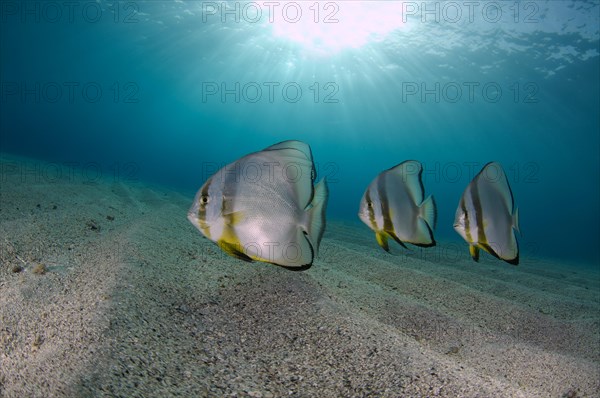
[469,245,480,262]
[218,211,252,262]
[225,211,245,226]
[199,222,211,240]
[218,240,253,262]
[376,231,390,252]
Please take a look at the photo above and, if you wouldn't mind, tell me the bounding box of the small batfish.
[188,140,328,270]
[454,162,520,265]
[358,160,437,251]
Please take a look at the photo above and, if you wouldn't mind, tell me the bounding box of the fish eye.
[367,202,373,208]
[200,195,210,205]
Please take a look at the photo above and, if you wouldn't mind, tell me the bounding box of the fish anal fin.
[477,241,519,265]
[479,242,501,259]
[505,254,519,266]
[387,230,408,249]
[281,263,313,271]
[410,218,436,247]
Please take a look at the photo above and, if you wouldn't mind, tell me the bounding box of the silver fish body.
[454,162,520,265]
[188,140,328,269]
[358,160,437,251]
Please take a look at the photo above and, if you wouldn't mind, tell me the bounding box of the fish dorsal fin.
[259,140,316,209]
[387,160,425,204]
[476,162,514,213]
[263,140,313,165]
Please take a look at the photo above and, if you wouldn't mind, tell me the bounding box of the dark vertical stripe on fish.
[377,175,394,233]
[198,178,211,237]
[471,183,487,245]
[365,189,377,231]
[460,196,472,243]
[221,163,241,252]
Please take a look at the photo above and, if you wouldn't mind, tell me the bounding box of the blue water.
[1,1,598,265]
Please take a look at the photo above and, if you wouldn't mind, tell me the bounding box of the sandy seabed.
[1,154,599,398]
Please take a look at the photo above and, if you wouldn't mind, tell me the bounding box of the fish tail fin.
[513,207,520,235]
[419,195,437,230]
[409,195,437,247]
[306,179,329,253]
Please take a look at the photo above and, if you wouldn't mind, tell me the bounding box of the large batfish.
[454,162,520,265]
[188,140,328,270]
[359,160,437,251]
